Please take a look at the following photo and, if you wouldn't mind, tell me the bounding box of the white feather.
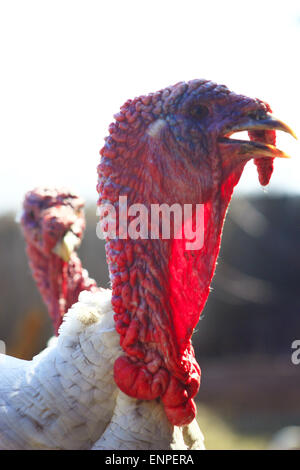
[0,290,120,450]
[0,289,204,450]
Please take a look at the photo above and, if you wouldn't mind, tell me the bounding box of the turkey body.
[0,290,204,450]
[0,291,117,449]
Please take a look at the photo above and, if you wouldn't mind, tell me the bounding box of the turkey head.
[21,187,97,334]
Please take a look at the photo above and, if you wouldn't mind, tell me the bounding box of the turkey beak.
[228,113,297,140]
[219,113,297,160]
[52,230,80,262]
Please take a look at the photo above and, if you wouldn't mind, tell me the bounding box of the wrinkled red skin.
[97,80,275,426]
[21,188,98,335]
[250,102,275,186]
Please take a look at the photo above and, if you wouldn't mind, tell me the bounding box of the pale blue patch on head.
[146,119,166,138]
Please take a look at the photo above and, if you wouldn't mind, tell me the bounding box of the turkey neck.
[103,179,238,425]
[26,244,97,335]
[97,89,247,426]
[98,137,246,426]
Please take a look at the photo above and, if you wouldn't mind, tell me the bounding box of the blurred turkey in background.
[0,194,299,449]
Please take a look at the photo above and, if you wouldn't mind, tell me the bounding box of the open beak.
[52,230,80,262]
[227,113,297,140]
[219,112,297,160]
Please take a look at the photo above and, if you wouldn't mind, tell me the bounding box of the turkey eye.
[190,105,209,119]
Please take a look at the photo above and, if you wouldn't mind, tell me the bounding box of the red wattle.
[250,102,276,186]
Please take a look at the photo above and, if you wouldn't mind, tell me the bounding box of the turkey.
[0,79,295,450]
[20,187,98,335]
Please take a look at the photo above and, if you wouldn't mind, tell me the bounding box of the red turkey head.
[97,79,295,426]
[21,188,90,334]
[22,188,85,257]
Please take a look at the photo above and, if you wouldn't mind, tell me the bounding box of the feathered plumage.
[0,290,203,450]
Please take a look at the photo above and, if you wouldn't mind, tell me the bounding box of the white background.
[0,0,299,213]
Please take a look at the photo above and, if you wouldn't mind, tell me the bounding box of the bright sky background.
[0,0,299,214]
